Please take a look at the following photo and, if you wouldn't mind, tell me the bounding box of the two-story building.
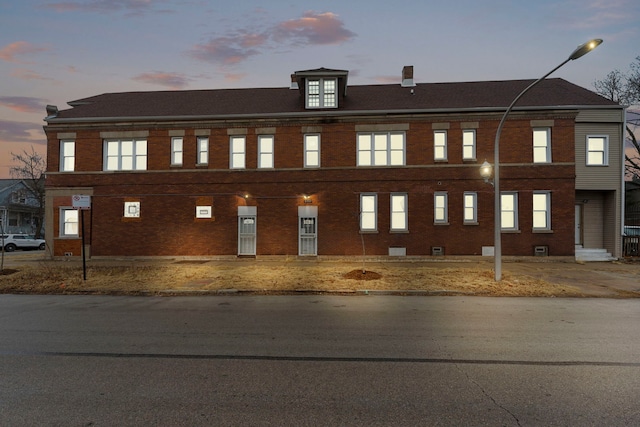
[43,66,625,260]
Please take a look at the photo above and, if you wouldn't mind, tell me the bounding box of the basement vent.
[534,246,549,257]
[388,247,406,257]
[431,246,444,256]
[64,252,73,256]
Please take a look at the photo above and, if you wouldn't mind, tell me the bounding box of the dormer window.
[307,78,337,108]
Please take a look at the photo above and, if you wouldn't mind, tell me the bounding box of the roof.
[46,78,620,123]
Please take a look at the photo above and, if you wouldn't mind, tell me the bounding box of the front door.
[238,216,257,255]
[298,205,318,256]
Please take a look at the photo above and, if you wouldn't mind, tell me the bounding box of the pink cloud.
[44,0,168,15]
[0,97,49,114]
[0,41,48,63]
[188,36,261,65]
[224,73,247,82]
[10,68,52,81]
[0,120,45,144]
[273,12,356,45]
[132,72,191,89]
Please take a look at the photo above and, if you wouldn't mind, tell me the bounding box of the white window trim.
[230,136,246,169]
[197,136,209,165]
[434,130,448,161]
[60,140,75,172]
[360,193,378,232]
[258,135,274,169]
[463,191,478,224]
[533,192,551,231]
[304,134,321,168]
[500,192,519,231]
[533,128,551,164]
[171,137,183,166]
[103,139,147,171]
[434,192,448,224]
[586,135,609,166]
[390,193,408,232]
[59,207,79,237]
[357,132,405,166]
[462,130,476,161]
[306,78,337,109]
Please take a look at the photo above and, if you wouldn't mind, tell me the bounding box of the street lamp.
[488,38,602,281]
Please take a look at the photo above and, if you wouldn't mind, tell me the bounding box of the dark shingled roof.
[47,78,618,123]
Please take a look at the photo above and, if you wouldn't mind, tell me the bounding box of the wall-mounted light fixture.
[480,160,494,186]
[303,195,312,204]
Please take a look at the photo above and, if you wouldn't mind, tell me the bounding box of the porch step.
[575,248,616,262]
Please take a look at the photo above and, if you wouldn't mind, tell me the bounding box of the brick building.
[43,66,625,260]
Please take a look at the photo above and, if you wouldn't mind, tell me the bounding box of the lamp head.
[568,39,602,61]
[480,160,493,179]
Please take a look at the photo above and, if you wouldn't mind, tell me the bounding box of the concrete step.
[575,248,617,262]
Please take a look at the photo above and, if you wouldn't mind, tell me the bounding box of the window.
[196,206,212,219]
[533,128,551,163]
[434,192,448,223]
[533,192,551,230]
[124,201,140,218]
[586,135,608,166]
[360,194,377,232]
[60,208,78,237]
[171,137,183,166]
[197,137,209,165]
[463,192,477,223]
[60,140,75,172]
[230,136,246,169]
[390,193,408,231]
[104,139,147,171]
[258,135,274,168]
[357,132,405,166]
[501,192,518,230]
[306,78,337,108]
[304,134,320,168]
[462,130,476,160]
[434,130,447,161]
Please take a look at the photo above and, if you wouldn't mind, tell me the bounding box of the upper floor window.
[463,192,477,223]
[104,139,147,171]
[197,137,209,165]
[462,130,476,160]
[434,130,447,161]
[586,135,609,166]
[357,132,405,166]
[533,128,551,163]
[304,134,320,168]
[258,135,274,168]
[360,193,377,232]
[500,192,519,230]
[60,140,75,172]
[171,137,183,166]
[230,136,246,169]
[434,192,448,224]
[533,192,551,230]
[306,78,337,108]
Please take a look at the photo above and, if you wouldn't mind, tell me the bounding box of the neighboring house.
[43,66,625,260]
[626,178,640,225]
[0,179,42,234]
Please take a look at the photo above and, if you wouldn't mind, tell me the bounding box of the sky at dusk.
[1,0,639,178]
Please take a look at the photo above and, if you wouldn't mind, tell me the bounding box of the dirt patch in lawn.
[0,261,590,297]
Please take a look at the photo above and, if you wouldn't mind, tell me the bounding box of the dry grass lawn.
[0,260,585,297]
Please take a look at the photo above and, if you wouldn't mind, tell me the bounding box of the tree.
[593,56,640,180]
[9,146,46,238]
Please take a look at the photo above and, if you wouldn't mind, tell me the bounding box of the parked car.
[0,234,46,252]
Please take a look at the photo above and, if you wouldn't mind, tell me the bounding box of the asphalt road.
[1,295,639,426]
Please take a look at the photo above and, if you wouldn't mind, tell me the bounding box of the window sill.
[501,229,521,234]
[359,230,378,234]
[390,230,409,234]
[464,222,479,226]
[434,222,450,226]
[533,229,553,234]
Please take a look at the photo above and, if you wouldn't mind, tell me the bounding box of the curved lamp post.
[486,39,602,281]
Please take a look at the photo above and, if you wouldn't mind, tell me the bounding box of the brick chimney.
[401,65,415,87]
[290,74,299,90]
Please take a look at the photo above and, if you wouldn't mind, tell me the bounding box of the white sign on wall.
[72,194,91,210]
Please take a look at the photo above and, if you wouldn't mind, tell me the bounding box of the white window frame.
[434,130,447,161]
[230,136,246,169]
[60,140,75,172]
[390,193,408,232]
[60,208,78,237]
[124,201,140,218]
[500,192,519,231]
[462,130,476,161]
[586,135,609,166]
[533,192,551,230]
[360,193,377,232]
[306,78,337,109]
[463,192,477,224]
[258,135,274,169]
[533,128,551,163]
[304,134,321,168]
[196,206,212,219]
[103,139,147,171]
[171,137,183,166]
[357,132,405,166]
[197,137,209,165]
[434,192,448,224]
